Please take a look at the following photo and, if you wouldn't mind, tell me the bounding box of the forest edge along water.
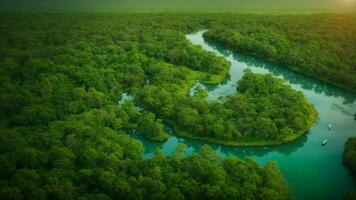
[128,30,356,200]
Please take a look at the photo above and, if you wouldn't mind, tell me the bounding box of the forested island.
[136,68,317,146]
[203,14,356,92]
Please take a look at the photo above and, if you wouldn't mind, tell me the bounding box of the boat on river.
[322,140,328,146]
[328,124,332,130]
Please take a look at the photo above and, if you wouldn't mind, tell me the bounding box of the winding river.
[132,31,356,200]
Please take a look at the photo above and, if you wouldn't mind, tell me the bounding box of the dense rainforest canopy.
[2,12,352,199]
[203,14,356,92]
[0,13,294,200]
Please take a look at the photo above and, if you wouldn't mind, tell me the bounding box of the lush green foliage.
[0,13,227,131]
[343,137,356,200]
[0,13,295,199]
[137,111,169,142]
[0,123,291,200]
[204,14,356,92]
[137,68,317,146]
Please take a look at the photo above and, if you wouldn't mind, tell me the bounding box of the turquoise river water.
[128,30,356,200]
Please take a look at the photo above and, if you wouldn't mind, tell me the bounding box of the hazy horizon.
[0,0,355,12]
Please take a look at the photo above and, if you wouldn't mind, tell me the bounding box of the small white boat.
[322,140,328,146]
[328,124,332,130]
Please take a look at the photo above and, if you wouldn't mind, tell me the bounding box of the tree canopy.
[0,13,342,199]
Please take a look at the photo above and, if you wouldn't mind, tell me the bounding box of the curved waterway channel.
[124,30,356,200]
